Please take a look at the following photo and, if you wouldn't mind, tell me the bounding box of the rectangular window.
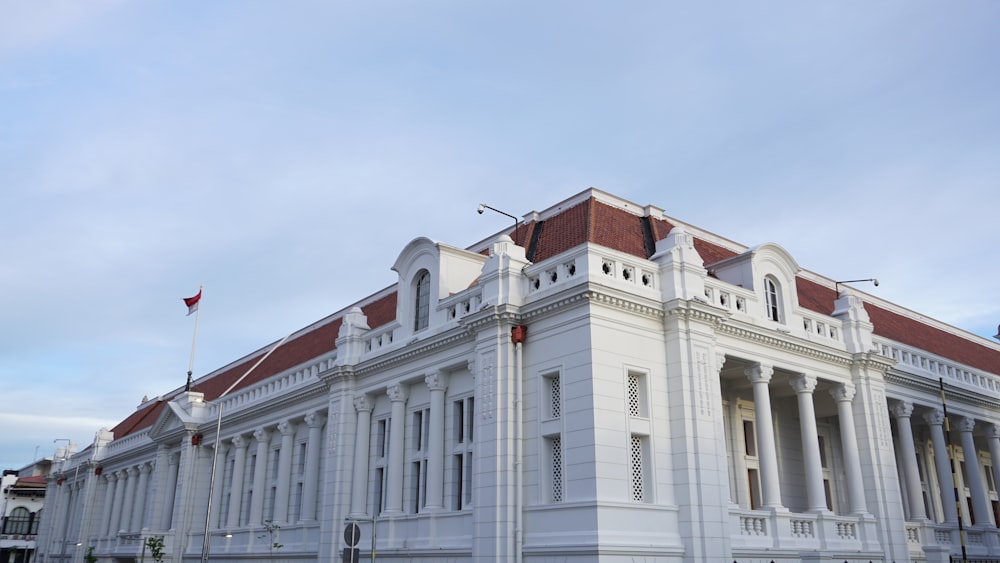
[453,454,465,510]
[467,397,475,443]
[630,435,645,502]
[451,396,475,511]
[628,374,641,417]
[743,420,757,457]
[411,460,426,513]
[376,419,388,458]
[413,410,425,451]
[373,468,385,515]
[271,448,281,480]
[545,373,562,419]
[454,400,464,443]
[818,435,828,468]
[550,436,564,503]
[748,469,762,510]
[298,442,307,475]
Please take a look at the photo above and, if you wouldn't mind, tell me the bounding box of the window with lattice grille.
[630,435,645,502]
[550,436,564,502]
[626,371,647,418]
[628,374,640,417]
[547,374,561,419]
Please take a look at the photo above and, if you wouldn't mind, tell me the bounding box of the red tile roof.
[797,276,1000,374]
[110,293,397,441]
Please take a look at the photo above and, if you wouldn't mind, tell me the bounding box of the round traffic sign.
[344,522,361,546]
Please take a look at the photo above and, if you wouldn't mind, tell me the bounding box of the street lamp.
[478,203,522,246]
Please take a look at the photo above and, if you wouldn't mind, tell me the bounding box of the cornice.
[716,320,854,367]
[348,324,477,377]
[585,289,665,319]
[885,370,999,411]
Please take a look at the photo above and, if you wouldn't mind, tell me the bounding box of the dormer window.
[414,270,430,331]
[764,276,782,323]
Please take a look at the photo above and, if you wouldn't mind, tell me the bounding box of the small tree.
[258,520,283,557]
[84,547,97,563]
[144,536,165,563]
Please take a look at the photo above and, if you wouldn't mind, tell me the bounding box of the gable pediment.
[148,392,211,441]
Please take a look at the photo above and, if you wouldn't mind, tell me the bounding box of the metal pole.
[200,404,224,563]
[198,331,293,563]
[185,286,203,391]
[939,378,968,563]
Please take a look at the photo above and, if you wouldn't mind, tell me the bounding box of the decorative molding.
[718,322,854,367]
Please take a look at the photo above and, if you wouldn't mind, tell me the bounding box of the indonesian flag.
[183,289,202,316]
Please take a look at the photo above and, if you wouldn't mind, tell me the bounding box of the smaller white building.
[1,459,52,563]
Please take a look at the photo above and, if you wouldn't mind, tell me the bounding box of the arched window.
[414,271,430,331]
[764,277,782,323]
[4,507,32,535]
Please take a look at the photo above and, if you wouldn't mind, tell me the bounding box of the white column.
[100,473,117,536]
[273,420,296,523]
[988,424,1000,509]
[425,372,448,511]
[248,428,271,526]
[890,401,926,520]
[209,441,229,529]
[385,383,409,514]
[226,435,249,528]
[791,374,826,512]
[120,466,139,532]
[924,409,958,523]
[108,470,128,535]
[959,417,991,526]
[828,383,866,515]
[162,452,180,530]
[148,446,168,531]
[350,396,374,517]
[133,462,152,530]
[745,363,782,508]
[301,412,325,521]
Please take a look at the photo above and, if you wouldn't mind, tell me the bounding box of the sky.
[2,1,999,470]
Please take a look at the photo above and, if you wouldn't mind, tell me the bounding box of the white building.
[36,189,1000,562]
[3,459,52,563]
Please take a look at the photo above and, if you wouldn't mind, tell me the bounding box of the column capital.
[305,411,326,428]
[923,409,946,426]
[889,400,914,419]
[790,373,818,394]
[138,462,153,474]
[387,382,409,403]
[278,419,297,436]
[253,428,271,443]
[959,417,977,433]
[105,472,118,484]
[425,371,449,391]
[232,434,249,449]
[990,424,1000,440]
[126,466,139,477]
[830,382,856,403]
[354,395,373,413]
[745,363,774,384]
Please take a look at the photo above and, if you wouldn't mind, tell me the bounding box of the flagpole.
[201,331,294,563]
[186,285,203,391]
